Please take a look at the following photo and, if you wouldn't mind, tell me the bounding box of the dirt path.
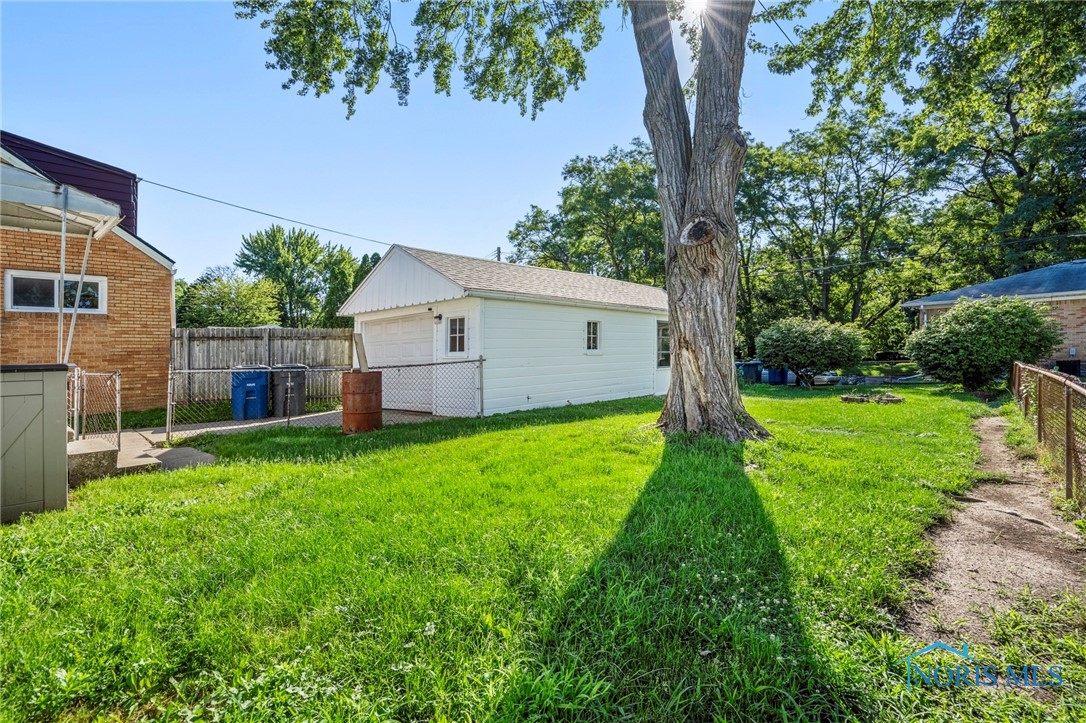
[904,415,1084,644]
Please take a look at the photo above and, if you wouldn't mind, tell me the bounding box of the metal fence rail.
[166,359,483,442]
[66,368,121,449]
[1012,361,1086,501]
[371,359,483,417]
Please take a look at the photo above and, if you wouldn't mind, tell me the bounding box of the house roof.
[1,131,140,236]
[399,246,668,312]
[0,137,174,269]
[902,259,1086,308]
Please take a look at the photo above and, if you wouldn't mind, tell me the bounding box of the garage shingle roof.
[901,258,1086,307]
[400,246,668,312]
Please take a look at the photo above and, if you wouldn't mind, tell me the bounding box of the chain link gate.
[66,368,122,449]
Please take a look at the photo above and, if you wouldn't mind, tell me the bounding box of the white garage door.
[364,314,433,366]
[364,314,433,412]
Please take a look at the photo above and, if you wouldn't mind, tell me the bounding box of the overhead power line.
[747,232,1086,280]
[138,178,393,248]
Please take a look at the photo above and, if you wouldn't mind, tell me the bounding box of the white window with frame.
[447,316,466,356]
[4,270,107,314]
[586,320,601,354]
[657,322,670,367]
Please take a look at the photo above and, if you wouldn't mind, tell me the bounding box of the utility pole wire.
[139,177,393,248]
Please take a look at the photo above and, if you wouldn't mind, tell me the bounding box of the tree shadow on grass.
[490,436,862,722]
[188,397,665,464]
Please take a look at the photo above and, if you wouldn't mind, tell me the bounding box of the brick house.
[902,259,1086,370]
[1,132,174,410]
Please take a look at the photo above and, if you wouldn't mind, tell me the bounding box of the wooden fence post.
[1037,375,1045,444]
[1066,384,1075,500]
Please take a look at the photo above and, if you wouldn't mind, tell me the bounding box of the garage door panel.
[364,314,433,412]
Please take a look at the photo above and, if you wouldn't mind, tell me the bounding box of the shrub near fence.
[1012,361,1086,502]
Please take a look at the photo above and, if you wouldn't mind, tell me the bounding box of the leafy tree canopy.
[235,0,607,118]
[758,0,1086,277]
[509,139,664,285]
[317,247,382,327]
[176,266,281,328]
[236,225,326,327]
[758,0,1086,121]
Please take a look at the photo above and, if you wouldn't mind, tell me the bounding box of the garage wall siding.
[480,298,666,415]
[342,248,462,314]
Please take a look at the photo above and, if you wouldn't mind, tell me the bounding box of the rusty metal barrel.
[342,370,382,434]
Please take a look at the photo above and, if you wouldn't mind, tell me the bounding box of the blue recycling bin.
[231,366,270,421]
[767,367,788,385]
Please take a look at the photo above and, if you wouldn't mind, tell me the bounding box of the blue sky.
[2,1,824,280]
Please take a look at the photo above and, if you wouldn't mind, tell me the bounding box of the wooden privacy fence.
[171,327,352,370]
[1012,362,1086,501]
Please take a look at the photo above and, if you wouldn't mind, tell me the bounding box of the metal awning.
[1,163,122,239]
[2,158,125,362]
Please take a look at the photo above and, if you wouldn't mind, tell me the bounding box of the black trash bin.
[741,360,763,384]
[271,364,308,417]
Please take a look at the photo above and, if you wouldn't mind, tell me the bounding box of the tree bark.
[630,0,767,441]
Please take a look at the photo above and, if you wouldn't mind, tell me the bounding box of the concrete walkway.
[115,409,434,475]
[119,430,216,473]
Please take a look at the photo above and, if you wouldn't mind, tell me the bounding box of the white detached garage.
[339,245,670,417]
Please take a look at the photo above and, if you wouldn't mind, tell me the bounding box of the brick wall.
[920,297,1086,362]
[1045,298,1086,362]
[0,228,172,410]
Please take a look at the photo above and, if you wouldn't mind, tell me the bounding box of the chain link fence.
[1012,362,1086,502]
[166,359,483,442]
[67,367,121,448]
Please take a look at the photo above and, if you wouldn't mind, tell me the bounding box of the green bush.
[755,318,866,387]
[904,297,1062,391]
[863,307,909,357]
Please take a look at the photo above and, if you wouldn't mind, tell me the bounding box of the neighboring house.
[0,132,175,410]
[901,258,1086,363]
[339,245,670,416]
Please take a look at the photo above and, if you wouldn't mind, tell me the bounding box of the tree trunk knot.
[680,218,716,247]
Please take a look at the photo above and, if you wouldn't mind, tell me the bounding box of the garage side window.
[657,322,670,367]
[586,321,600,351]
[5,270,107,314]
[448,317,466,354]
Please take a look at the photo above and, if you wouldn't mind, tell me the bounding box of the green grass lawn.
[2,388,1084,721]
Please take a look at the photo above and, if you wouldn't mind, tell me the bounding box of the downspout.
[56,185,69,362]
[63,230,94,364]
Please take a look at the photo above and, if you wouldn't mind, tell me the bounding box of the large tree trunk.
[631,0,768,441]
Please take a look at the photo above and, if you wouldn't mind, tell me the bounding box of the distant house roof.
[1,131,139,235]
[400,246,668,312]
[901,259,1086,308]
